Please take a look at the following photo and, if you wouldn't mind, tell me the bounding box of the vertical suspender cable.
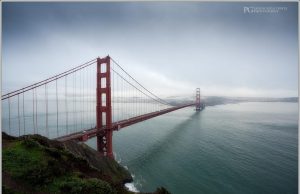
[32,90,35,133]
[83,68,86,128]
[35,88,38,133]
[82,70,84,129]
[132,85,134,117]
[23,92,25,135]
[92,65,94,127]
[125,76,127,120]
[80,70,83,129]
[84,68,86,128]
[93,65,95,127]
[73,73,76,132]
[123,82,125,118]
[74,72,78,132]
[124,76,125,120]
[45,84,48,137]
[111,64,113,122]
[110,63,115,122]
[8,96,11,135]
[65,75,68,135]
[18,94,20,136]
[56,79,59,137]
[89,66,92,127]
[116,70,118,121]
[121,74,123,120]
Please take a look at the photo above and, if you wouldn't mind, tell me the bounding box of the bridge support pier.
[96,56,113,159]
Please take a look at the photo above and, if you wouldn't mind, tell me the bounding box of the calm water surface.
[87,102,298,194]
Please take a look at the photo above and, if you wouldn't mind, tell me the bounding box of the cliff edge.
[2,132,170,194]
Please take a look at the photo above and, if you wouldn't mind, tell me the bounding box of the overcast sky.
[2,2,298,98]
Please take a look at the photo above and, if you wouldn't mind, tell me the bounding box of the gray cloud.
[2,2,298,97]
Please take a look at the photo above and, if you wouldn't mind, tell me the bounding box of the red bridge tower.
[96,56,113,159]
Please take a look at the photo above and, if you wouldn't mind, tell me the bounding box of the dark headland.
[2,132,170,194]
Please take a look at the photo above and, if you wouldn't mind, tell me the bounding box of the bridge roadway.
[56,103,196,142]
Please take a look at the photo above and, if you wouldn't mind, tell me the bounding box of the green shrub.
[21,138,41,148]
[3,141,63,186]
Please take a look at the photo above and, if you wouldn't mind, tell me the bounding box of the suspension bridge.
[1,56,204,159]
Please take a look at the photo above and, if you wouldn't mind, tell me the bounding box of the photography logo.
[243,7,287,14]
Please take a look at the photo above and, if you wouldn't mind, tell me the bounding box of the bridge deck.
[56,103,195,142]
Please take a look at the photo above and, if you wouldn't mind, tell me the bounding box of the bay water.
[87,102,298,194]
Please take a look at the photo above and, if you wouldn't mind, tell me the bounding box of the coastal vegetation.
[2,133,169,194]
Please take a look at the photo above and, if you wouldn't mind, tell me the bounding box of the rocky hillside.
[2,132,170,194]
